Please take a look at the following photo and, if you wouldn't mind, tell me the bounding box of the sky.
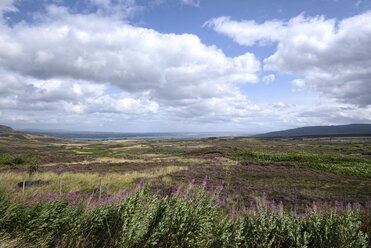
[0,0,370,132]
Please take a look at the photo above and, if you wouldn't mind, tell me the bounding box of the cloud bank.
[0,1,370,131]
[207,12,371,106]
[0,3,264,130]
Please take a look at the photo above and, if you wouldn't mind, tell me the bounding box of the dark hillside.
[0,125,13,133]
[256,124,371,138]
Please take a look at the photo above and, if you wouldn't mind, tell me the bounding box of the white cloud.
[0,4,262,126]
[0,68,158,116]
[262,74,275,84]
[292,79,305,88]
[0,6,259,101]
[1,63,370,131]
[180,0,200,7]
[0,0,16,15]
[1,3,370,131]
[205,16,285,46]
[87,0,141,17]
[207,12,371,106]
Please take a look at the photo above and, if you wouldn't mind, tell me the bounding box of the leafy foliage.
[0,189,368,248]
[0,154,31,166]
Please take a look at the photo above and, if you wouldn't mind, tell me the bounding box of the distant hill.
[0,125,14,133]
[256,124,371,138]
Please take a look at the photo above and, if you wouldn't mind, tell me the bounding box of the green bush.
[0,189,368,248]
[0,154,25,166]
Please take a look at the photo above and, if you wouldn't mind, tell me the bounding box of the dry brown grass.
[0,165,188,197]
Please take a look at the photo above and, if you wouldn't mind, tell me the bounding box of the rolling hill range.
[256,124,371,138]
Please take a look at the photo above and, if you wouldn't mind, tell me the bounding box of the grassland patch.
[231,147,371,177]
[0,165,188,196]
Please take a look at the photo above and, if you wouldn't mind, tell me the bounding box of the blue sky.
[0,0,370,132]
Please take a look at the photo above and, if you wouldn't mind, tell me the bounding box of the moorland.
[0,129,370,247]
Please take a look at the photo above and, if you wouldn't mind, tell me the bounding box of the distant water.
[27,131,252,140]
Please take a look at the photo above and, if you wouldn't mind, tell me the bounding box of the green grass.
[0,188,368,248]
[0,154,35,167]
[231,147,371,177]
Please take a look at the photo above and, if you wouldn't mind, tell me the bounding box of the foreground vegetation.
[0,133,370,246]
[0,187,369,248]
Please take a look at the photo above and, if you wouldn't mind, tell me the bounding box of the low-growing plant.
[0,187,369,248]
[231,147,371,177]
[0,154,27,166]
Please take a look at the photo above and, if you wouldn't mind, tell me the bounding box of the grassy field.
[0,132,370,247]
